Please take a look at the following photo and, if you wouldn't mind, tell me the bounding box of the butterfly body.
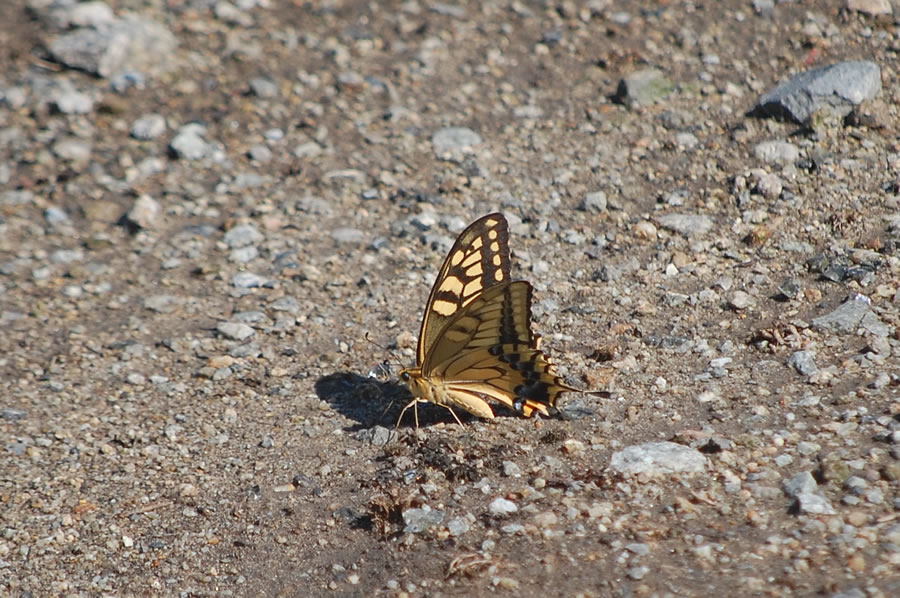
[398,213,586,425]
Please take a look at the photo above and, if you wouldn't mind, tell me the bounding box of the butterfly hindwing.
[417,213,510,365]
[426,281,577,418]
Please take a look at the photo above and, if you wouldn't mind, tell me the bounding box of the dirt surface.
[1,0,899,596]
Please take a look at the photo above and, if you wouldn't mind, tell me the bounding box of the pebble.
[127,195,161,229]
[445,516,470,536]
[231,272,266,288]
[626,566,650,580]
[52,137,93,164]
[224,224,264,248]
[170,124,210,160]
[248,144,272,162]
[53,87,94,114]
[501,461,521,477]
[580,191,608,212]
[608,442,707,476]
[230,246,258,263]
[269,296,300,315]
[49,14,178,78]
[656,213,714,237]
[729,290,756,310]
[217,322,255,341]
[44,206,70,226]
[848,0,892,16]
[432,127,482,157]
[755,173,783,199]
[787,351,818,376]
[402,507,444,533]
[792,493,835,515]
[782,471,817,497]
[132,113,167,140]
[249,77,278,98]
[488,497,518,516]
[331,228,365,244]
[50,248,84,264]
[143,294,180,313]
[616,68,673,106]
[753,141,800,165]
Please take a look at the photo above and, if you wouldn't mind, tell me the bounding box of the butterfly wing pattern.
[398,213,587,425]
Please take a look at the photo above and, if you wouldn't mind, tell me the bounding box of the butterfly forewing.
[416,213,510,365]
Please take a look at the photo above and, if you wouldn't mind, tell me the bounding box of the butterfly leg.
[395,397,420,429]
[442,405,464,426]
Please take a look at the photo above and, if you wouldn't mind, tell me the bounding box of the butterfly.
[397,213,591,426]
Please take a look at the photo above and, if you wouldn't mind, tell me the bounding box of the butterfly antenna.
[363,331,404,370]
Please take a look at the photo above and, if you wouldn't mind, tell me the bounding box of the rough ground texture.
[1,0,899,596]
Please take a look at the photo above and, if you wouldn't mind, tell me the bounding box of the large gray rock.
[751,61,882,123]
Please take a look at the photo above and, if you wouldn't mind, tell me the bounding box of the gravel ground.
[1,0,899,596]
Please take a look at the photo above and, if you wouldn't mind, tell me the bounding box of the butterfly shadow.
[313,371,482,431]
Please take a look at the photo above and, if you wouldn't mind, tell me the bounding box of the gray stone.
[616,68,673,106]
[53,87,94,114]
[502,461,522,477]
[52,137,92,164]
[754,140,800,165]
[229,246,258,263]
[788,351,818,376]
[143,294,180,313]
[269,296,301,315]
[44,206,70,226]
[248,144,272,162]
[813,294,888,335]
[50,248,84,264]
[331,228,365,243]
[656,213,714,237]
[782,471,817,497]
[580,191,608,212]
[132,113,166,140]
[608,442,707,476]
[293,141,322,159]
[432,127,482,156]
[752,61,882,124]
[126,195,160,229]
[224,224,263,248]
[249,77,278,98]
[402,507,444,533]
[445,516,470,536]
[752,0,775,18]
[47,1,116,29]
[231,272,266,288]
[49,14,178,78]
[847,0,892,16]
[792,492,835,515]
[488,497,518,516]
[216,322,255,341]
[169,125,209,160]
